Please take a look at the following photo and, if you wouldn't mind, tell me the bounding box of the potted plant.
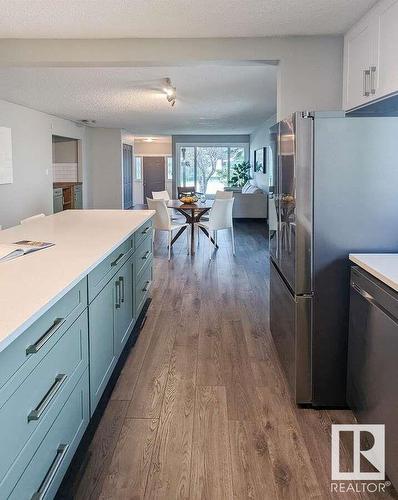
[230,161,252,187]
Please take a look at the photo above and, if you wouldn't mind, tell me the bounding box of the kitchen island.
[0,209,154,499]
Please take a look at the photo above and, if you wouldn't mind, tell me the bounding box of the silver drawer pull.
[352,282,398,324]
[111,253,124,267]
[26,318,65,355]
[120,276,125,303]
[370,66,377,95]
[352,283,373,301]
[142,226,150,235]
[31,444,69,500]
[142,250,150,260]
[28,374,67,422]
[363,69,371,97]
[142,280,151,292]
[115,279,121,309]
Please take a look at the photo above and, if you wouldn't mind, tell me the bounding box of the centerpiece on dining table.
[179,194,199,204]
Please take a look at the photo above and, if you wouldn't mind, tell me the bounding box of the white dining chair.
[198,198,235,260]
[147,198,190,260]
[20,213,45,225]
[215,190,233,199]
[152,190,178,220]
[198,190,233,228]
[152,190,170,201]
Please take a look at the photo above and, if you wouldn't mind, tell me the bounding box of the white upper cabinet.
[343,19,378,110]
[377,0,398,97]
[343,0,398,111]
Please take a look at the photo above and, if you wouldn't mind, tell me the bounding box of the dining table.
[167,199,217,255]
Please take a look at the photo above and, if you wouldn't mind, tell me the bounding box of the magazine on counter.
[0,240,55,262]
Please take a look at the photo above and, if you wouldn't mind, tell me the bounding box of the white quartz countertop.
[349,253,398,292]
[0,210,154,352]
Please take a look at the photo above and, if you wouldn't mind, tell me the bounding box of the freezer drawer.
[347,266,398,489]
[270,261,312,403]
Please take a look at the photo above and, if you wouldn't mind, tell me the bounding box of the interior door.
[123,144,133,209]
[143,157,165,201]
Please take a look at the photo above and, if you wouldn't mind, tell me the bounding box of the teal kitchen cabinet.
[88,276,117,413]
[53,188,63,214]
[88,254,135,413]
[114,254,134,358]
[73,184,83,209]
[9,370,89,500]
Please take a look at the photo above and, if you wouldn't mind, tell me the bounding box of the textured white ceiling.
[0,65,277,134]
[0,0,377,38]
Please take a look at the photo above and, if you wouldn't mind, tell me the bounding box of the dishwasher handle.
[352,282,398,325]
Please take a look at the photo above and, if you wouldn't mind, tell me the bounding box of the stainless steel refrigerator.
[269,111,398,406]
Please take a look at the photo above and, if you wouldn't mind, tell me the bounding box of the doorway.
[123,144,133,209]
[143,157,165,201]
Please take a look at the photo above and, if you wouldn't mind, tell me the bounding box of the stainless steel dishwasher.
[348,265,398,488]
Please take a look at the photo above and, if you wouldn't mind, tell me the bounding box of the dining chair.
[199,190,233,225]
[215,190,233,199]
[152,190,177,220]
[147,198,190,260]
[152,190,170,201]
[20,213,46,224]
[198,198,235,260]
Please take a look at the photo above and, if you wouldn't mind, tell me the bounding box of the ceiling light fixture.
[143,137,154,142]
[163,78,176,107]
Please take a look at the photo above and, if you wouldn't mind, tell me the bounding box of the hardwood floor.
[70,220,396,500]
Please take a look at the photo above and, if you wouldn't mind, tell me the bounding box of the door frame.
[143,156,166,202]
[122,143,133,209]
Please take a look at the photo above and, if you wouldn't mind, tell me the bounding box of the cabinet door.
[73,185,83,209]
[114,255,134,356]
[343,20,376,110]
[53,193,63,214]
[377,0,398,98]
[88,278,117,413]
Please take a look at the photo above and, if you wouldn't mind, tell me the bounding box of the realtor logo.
[331,424,385,480]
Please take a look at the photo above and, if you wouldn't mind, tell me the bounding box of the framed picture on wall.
[254,147,267,174]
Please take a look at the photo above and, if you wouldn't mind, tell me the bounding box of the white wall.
[250,115,277,186]
[87,127,123,209]
[0,99,87,229]
[134,141,171,156]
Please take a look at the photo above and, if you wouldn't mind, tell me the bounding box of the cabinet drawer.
[0,310,88,492]
[0,278,87,398]
[134,219,152,250]
[134,233,153,279]
[53,188,63,197]
[88,239,132,303]
[135,259,153,317]
[9,370,89,500]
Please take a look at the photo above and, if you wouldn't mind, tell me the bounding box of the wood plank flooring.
[70,220,397,500]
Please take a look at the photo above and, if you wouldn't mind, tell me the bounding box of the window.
[166,157,173,180]
[178,144,248,195]
[135,156,142,181]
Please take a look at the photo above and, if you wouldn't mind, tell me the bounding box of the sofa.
[226,172,268,219]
